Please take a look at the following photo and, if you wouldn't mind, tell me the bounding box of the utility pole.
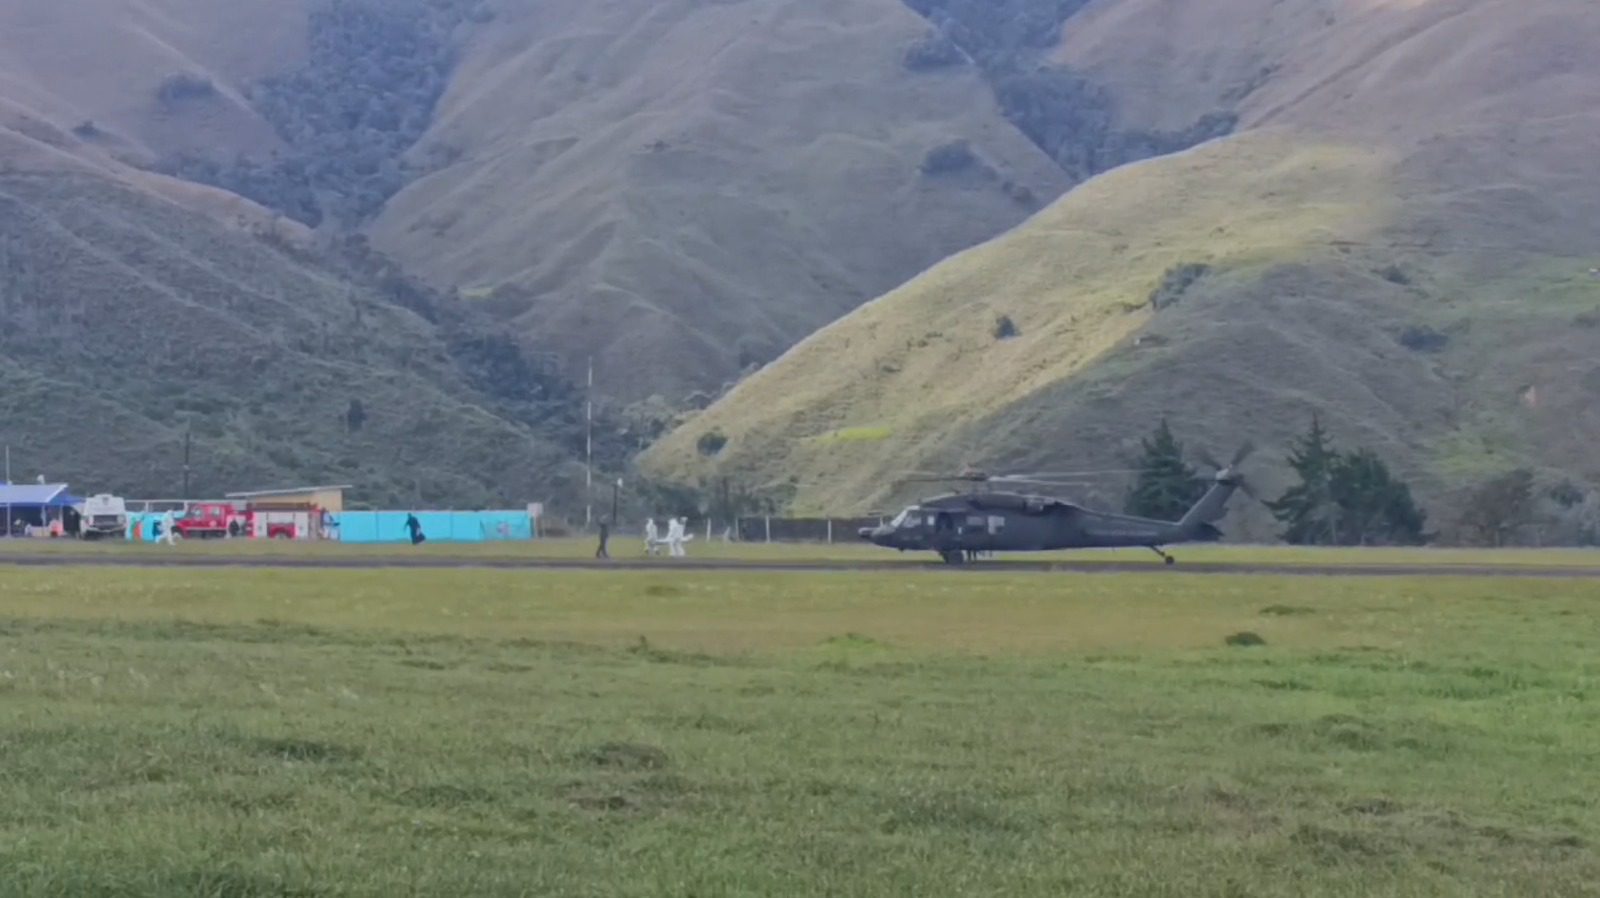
[181,426,192,501]
[585,355,594,530]
[611,477,622,528]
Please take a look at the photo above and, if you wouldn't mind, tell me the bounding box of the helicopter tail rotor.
[1197,441,1259,500]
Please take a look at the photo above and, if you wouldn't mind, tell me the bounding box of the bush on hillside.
[157,73,217,105]
[921,140,981,176]
[1149,263,1211,311]
[903,32,966,70]
[697,431,729,457]
[1397,325,1449,353]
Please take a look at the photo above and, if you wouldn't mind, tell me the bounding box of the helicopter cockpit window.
[891,508,918,529]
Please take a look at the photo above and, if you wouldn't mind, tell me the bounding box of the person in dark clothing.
[404,513,425,545]
[595,519,611,559]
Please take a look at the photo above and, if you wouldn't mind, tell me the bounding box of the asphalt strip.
[2,555,1599,579]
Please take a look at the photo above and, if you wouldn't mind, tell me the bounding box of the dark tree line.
[1266,417,1428,546]
[1123,417,1429,546]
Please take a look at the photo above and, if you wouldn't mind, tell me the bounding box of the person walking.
[595,519,611,559]
[404,513,426,546]
[158,509,178,546]
[644,517,660,556]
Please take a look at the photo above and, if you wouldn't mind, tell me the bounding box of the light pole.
[585,355,594,530]
[611,477,622,527]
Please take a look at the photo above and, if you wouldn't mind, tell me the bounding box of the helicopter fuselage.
[858,489,1225,561]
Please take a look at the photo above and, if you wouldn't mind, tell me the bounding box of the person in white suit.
[669,517,695,557]
[159,510,178,545]
[644,517,661,555]
[664,517,680,557]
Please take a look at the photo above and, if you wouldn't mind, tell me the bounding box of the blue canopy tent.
[0,483,80,536]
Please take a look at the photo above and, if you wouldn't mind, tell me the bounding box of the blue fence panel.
[118,510,532,544]
[126,512,168,542]
[334,511,533,544]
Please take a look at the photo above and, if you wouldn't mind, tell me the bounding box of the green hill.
[645,0,1600,540]
[0,172,582,506]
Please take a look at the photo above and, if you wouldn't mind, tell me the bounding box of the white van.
[80,494,128,539]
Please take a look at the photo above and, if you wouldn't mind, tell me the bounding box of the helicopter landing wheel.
[939,549,966,566]
[1149,546,1176,566]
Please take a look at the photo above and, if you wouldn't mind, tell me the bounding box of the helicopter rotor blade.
[1194,447,1223,471]
[1232,440,1258,468]
[991,469,1149,480]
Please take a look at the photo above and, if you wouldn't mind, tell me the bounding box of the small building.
[225,484,352,514]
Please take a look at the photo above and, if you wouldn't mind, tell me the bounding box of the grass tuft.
[582,742,671,771]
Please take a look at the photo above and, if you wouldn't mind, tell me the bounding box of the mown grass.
[4,536,1600,571]
[0,566,1596,896]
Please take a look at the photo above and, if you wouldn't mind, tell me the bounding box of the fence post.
[765,516,772,544]
[705,518,712,543]
[827,519,833,544]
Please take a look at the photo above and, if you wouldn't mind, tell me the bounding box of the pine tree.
[1328,449,1428,546]
[1125,419,1204,520]
[1268,415,1339,545]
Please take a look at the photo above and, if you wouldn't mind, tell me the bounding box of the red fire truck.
[174,502,301,540]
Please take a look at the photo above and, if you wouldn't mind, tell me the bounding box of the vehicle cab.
[175,502,250,539]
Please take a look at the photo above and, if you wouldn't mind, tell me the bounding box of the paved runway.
[3,553,1599,579]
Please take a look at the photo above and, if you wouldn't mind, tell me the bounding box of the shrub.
[1149,263,1211,311]
[1397,325,1448,353]
[1377,264,1411,285]
[903,32,965,70]
[157,73,217,105]
[697,431,728,457]
[921,140,980,176]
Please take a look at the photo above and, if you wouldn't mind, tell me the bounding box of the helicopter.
[858,443,1257,565]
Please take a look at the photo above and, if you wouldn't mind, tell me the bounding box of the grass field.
[4,536,1600,571]
[0,564,1596,896]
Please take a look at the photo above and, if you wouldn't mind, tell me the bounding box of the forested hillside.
[0,173,590,506]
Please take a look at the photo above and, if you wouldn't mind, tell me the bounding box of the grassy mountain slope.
[368,0,1070,399]
[646,0,1600,535]
[0,173,579,507]
[0,0,304,164]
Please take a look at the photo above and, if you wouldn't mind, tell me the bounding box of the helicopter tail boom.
[1177,475,1239,536]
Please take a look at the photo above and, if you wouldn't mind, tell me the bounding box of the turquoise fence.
[126,512,166,542]
[335,511,533,544]
[123,511,535,543]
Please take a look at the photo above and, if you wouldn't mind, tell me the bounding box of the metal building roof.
[225,484,353,499]
[0,483,70,506]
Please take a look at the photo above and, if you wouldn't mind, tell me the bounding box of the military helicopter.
[858,443,1257,565]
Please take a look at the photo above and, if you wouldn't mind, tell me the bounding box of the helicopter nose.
[859,525,890,544]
